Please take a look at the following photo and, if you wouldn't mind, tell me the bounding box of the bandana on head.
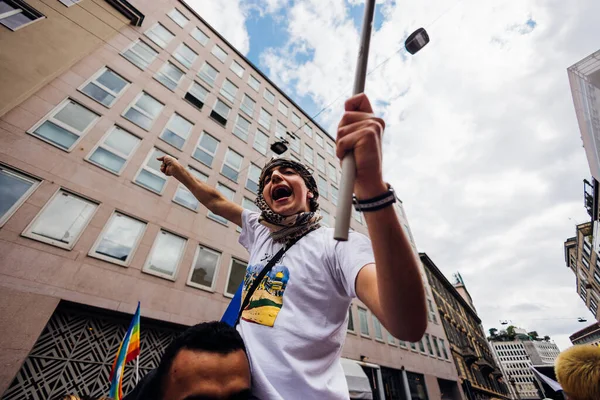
[255,157,322,243]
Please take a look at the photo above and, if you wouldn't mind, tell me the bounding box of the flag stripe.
[109,302,141,400]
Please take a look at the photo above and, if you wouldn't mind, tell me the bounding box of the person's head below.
[555,344,600,400]
[258,158,319,216]
[155,321,250,400]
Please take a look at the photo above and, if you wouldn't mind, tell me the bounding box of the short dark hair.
[155,321,246,394]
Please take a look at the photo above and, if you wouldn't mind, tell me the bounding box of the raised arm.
[159,156,243,227]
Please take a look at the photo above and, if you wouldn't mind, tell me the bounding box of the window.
[134,148,170,194]
[233,114,251,142]
[29,99,99,151]
[0,1,44,31]
[321,209,331,227]
[221,148,243,182]
[210,99,231,126]
[316,133,324,148]
[248,75,260,91]
[347,307,355,332]
[174,43,198,69]
[326,141,335,156]
[193,132,219,167]
[373,316,383,340]
[89,212,146,266]
[331,185,338,206]
[410,342,417,351]
[22,189,98,249]
[59,0,82,7]
[173,167,207,211]
[155,62,184,91]
[425,334,434,355]
[211,44,228,63]
[184,81,208,110]
[187,245,220,290]
[328,163,337,183]
[168,8,189,27]
[240,94,255,118]
[144,23,174,48]
[388,332,396,345]
[246,164,261,194]
[143,230,186,280]
[220,79,238,103]
[304,144,314,165]
[0,165,40,227]
[358,307,369,336]
[316,154,325,173]
[259,108,272,130]
[80,67,129,107]
[398,341,407,348]
[87,126,140,175]
[317,176,328,199]
[226,258,247,296]
[123,92,164,130]
[254,130,269,155]
[594,271,600,285]
[242,197,258,212]
[263,89,275,105]
[122,40,158,70]
[191,27,209,45]
[289,133,300,154]
[418,338,426,353]
[198,62,219,86]
[208,183,235,224]
[160,113,193,150]
[432,336,442,357]
[275,120,286,140]
[230,61,245,78]
[303,125,312,138]
[582,256,590,270]
[292,113,301,127]
[278,101,288,116]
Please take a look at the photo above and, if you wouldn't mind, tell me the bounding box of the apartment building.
[0,1,462,398]
[421,254,510,400]
[570,321,600,346]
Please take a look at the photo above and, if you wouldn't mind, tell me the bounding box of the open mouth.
[271,185,293,202]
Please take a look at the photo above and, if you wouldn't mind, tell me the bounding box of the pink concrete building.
[0,0,462,398]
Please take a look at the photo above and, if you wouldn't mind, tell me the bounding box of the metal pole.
[334,0,377,241]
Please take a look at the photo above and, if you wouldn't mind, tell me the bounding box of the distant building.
[570,321,600,346]
[522,341,560,365]
[563,223,600,321]
[421,253,510,400]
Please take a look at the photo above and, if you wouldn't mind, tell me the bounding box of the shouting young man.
[158,94,426,399]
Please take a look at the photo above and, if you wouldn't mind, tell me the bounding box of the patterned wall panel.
[2,302,184,400]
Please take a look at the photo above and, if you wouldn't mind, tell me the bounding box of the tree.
[528,331,539,340]
[489,328,498,338]
[543,335,551,341]
[507,325,516,341]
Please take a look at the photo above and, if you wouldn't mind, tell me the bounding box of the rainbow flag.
[109,302,141,400]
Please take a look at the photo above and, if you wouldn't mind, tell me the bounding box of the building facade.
[570,321,600,346]
[489,341,539,400]
[421,254,510,400]
[563,222,600,321]
[522,340,560,366]
[0,0,462,399]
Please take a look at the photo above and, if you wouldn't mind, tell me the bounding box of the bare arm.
[159,156,243,227]
[336,94,427,342]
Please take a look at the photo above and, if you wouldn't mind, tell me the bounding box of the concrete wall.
[0,0,130,117]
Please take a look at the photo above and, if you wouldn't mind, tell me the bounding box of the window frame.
[347,306,356,333]
[220,79,238,103]
[186,244,222,292]
[184,81,209,110]
[198,62,219,87]
[159,113,193,150]
[211,44,228,63]
[221,148,243,183]
[263,88,275,105]
[277,101,288,116]
[230,60,245,78]
[193,131,220,168]
[172,166,208,211]
[248,75,260,91]
[304,143,314,165]
[0,0,45,31]
[259,108,272,130]
[315,133,324,148]
[210,98,232,127]
[232,114,251,142]
[27,98,100,152]
[78,66,130,108]
[154,61,185,92]
[144,22,175,49]
[358,306,370,337]
[253,129,269,155]
[373,315,384,342]
[173,42,198,69]
[240,94,255,118]
[121,39,159,71]
[224,257,248,298]
[85,125,141,176]
[142,229,187,281]
[88,211,147,267]
[21,188,99,250]
[0,164,41,227]
[191,26,209,46]
[326,141,335,156]
[167,8,189,28]
[132,147,172,195]
[121,91,164,131]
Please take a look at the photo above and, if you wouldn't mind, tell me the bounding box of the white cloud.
[258,0,600,351]
[186,0,251,54]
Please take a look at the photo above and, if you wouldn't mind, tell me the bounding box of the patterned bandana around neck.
[255,157,322,243]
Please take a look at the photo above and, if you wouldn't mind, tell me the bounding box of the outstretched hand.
[158,155,183,179]
[336,93,387,199]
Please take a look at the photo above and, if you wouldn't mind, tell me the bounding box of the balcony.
[461,346,478,365]
[476,357,494,374]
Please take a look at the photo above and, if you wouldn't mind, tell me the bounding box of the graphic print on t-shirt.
[241,263,289,327]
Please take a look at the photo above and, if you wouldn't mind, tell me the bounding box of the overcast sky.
[188,0,600,350]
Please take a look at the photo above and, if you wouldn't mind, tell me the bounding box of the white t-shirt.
[238,210,375,400]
